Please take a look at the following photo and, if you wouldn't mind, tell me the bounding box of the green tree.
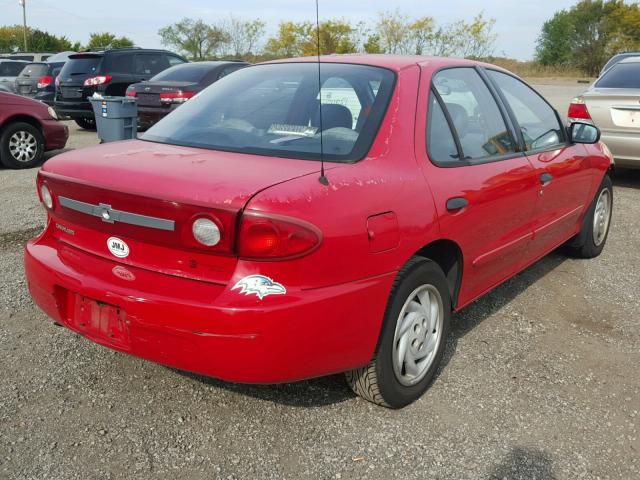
[222,16,266,58]
[264,21,306,57]
[535,11,575,65]
[264,19,357,58]
[86,32,134,50]
[0,25,72,53]
[458,13,497,58]
[363,34,382,54]
[158,18,229,60]
[409,16,435,55]
[375,9,413,54]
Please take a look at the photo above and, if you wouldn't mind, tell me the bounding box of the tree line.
[0,26,134,53]
[157,11,497,61]
[536,0,640,75]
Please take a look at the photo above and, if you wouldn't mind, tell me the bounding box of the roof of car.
[263,54,491,71]
[619,56,640,64]
[70,48,181,57]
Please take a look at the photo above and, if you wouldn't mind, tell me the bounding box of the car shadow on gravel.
[170,369,356,407]
[441,251,568,370]
[613,168,640,190]
[487,447,556,479]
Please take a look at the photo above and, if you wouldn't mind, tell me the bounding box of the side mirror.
[569,122,600,144]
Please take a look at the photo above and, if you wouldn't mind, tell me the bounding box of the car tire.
[345,257,451,408]
[0,122,45,169]
[563,174,613,259]
[74,117,97,131]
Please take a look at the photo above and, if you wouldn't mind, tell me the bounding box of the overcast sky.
[0,0,581,60]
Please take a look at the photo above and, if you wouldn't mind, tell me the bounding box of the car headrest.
[312,104,353,131]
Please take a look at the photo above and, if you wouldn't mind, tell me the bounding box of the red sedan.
[0,92,68,169]
[24,56,613,408]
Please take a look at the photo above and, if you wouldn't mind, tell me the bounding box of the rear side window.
[18,63,49,78]
[0,62,26,76]
[487,70,564,151]
[63,57,101,75]
[152,63,212,82]
[595,62,640,88]
[135,54,168,76]
[427,94,460,165]
[105,54,134,74]
[433,68,516,162]
[167,55,186,67]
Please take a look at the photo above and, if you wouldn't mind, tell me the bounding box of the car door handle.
[446,197,468,212]
[540,172,553,186]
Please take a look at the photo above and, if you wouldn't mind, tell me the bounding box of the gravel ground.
[1,87,639,480]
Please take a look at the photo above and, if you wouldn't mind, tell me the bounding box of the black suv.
[54,48,187,129]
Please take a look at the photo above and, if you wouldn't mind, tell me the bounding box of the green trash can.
[89,96,138,143]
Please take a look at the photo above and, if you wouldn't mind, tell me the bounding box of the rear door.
[486,69,594,259]
[417,66,539,306]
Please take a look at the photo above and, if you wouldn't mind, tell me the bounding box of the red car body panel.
[24,56,613,383]
[0,92,68,151]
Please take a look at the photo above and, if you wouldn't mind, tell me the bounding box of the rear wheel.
[345,257,451,408]
[563,174,613,258]
[0,122,45,169]
[74,117,96,130]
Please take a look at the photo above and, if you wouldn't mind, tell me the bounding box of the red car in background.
[0,92,68,168]
[25,56,613,408]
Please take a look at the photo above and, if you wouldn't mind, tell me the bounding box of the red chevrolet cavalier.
[25,56,613,408]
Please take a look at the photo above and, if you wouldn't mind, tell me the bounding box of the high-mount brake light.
[84,75,112,87]
[238,213,321,260]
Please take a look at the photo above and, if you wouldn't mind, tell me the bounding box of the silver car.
[569,56,640,168]
[0,59,28,93]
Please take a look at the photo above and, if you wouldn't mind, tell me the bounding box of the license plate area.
[69,294,130,349]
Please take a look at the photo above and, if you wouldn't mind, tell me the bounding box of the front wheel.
[0,122,45,169]
[345,258,451,408]
[74,117,96,130]
[563,174,613,258]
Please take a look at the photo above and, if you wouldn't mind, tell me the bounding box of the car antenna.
[315,0,329,186]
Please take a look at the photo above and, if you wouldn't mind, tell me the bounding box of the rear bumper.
[137,105,178,126]
[42,119,68,151]
[54,100,93,119]
[601,131,640,168]
[24,232,393,383]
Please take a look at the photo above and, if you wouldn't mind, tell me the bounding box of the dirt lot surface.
[1,82,638,480]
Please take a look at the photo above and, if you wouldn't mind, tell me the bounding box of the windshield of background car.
[142,62,396,162]
[595,62,640,88]
[151,63,213,82]
[18,63,48,78]
[62,56,101,76]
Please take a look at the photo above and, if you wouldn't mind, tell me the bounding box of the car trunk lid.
[40,139,322,284]
[583,88,640,133]
[132,81,198,107]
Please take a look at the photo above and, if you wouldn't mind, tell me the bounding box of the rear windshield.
[142,63,396,162]
[62,56,102,76]
[151,63,213,82]
[595,62,640,88]
[18,63,49,78]
[0,61,26,76]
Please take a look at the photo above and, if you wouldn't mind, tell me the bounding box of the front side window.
[142,63,396,162]
[135,54,167,76]
[433,68,516,161]
[488,70,564,151]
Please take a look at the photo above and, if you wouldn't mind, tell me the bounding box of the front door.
[485,70,594,259]
[416,66,540,307]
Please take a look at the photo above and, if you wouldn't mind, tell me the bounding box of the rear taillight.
[568,97,591,121]
[238,213,322,260]
[83,75,112,87]
[37,75,54,89]
[160,91,195,104]
[125,88,137,97]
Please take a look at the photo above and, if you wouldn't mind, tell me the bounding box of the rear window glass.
[0,62,26,76]
[63,57,101,75]
[151,63,212,82]
[595,62,640,88]
[18,63,49,78]
[142,63,395,163]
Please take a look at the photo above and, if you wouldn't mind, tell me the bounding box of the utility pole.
[18,0,27,52]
